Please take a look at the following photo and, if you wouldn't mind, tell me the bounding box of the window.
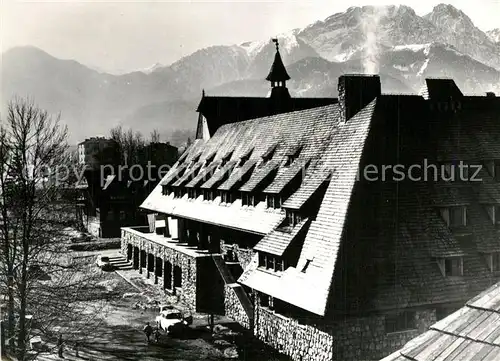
[450,206,466,227]
[221,151,233,167]
[284,146,303,166]
[119,210,126,221]
[438,257,463,277]
[267,195,281,209]
[489,253,500,272]
[260,293,269,307]
[242,193,250,206]
[259,253,284,272]
[286,210,302,226]
[496,206,500,225]
[495,161,500,181]
[385,311,416,333]
[275,259,284,272]
[221,191,232,204]
[440,206,467,228]
[188,189,197,199]
[203,190,214,201]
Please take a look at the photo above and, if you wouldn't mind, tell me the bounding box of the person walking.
[154,326,160,343]
[57,334,64,358]
[143,322,153,343]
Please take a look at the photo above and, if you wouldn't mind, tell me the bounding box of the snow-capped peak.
[140,62,164,74]
[487,28,500,43]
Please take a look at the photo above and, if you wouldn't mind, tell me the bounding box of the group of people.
[143,322,161,343]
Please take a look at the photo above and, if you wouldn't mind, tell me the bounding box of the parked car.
[96,255,113,271]
[155,308,189,335]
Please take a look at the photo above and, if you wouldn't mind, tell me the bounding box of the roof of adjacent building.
[196,95,336,137]
[381,282,500,361]
[141,76,500,317]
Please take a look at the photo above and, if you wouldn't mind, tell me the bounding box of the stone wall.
[120,227,200,311]
[332,309,436,360]
[224,284,251,329]
[253,297,436,361]
[254,305,334,361]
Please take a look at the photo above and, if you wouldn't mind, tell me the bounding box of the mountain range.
[1,3,499,146]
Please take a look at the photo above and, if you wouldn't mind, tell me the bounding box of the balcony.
[121,226,214,258]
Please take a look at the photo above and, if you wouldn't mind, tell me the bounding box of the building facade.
[120,40,500,360]
[78,140,178,238]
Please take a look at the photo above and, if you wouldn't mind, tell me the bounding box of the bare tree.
[150,129,161,143]
[0,97,107,360]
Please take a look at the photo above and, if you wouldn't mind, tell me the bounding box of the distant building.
[77,140,178,238]
[119,38,500,361]
[77,137,120,168]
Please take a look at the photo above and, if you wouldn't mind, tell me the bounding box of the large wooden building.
[120,40,500,360]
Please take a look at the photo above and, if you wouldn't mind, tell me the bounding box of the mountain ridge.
[2,4,499,145]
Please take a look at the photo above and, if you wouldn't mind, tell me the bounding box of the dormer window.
[203,189,214,201]
[284,145,303,167]
[239,148,253,167]
[437,257,463,277]
[286,210,302,226]
[266,195,281,209]
[188,189,198,199]
[439,206,467,228]
[258,252,285,272]
[261,143,278,165]
[221,191,232,204]
[205,152,216,166]
[221,150,234,167]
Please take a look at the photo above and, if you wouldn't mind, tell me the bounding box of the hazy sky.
[2,0,499,73]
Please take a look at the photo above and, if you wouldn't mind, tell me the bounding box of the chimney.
[486,92,496,98]
[338,75,381,122]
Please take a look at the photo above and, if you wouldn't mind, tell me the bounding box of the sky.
[1,0,499,73]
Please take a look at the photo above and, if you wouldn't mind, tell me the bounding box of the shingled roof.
[143,76,500,318]
[381,282,500,361]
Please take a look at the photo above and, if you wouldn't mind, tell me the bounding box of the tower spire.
[266,37,291,87]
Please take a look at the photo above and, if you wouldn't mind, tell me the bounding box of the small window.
[385,311,416,334]
[443,257,463,276]
[267,195,274,208]
[489,253,500,272]
[260,294,269,307]
[267,256,275,270]
[242,193,250,206]
[275,259,284,272]
[441,206,466,228]
[284,145,303,167]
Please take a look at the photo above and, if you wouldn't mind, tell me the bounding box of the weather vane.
[271,38,279,51]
